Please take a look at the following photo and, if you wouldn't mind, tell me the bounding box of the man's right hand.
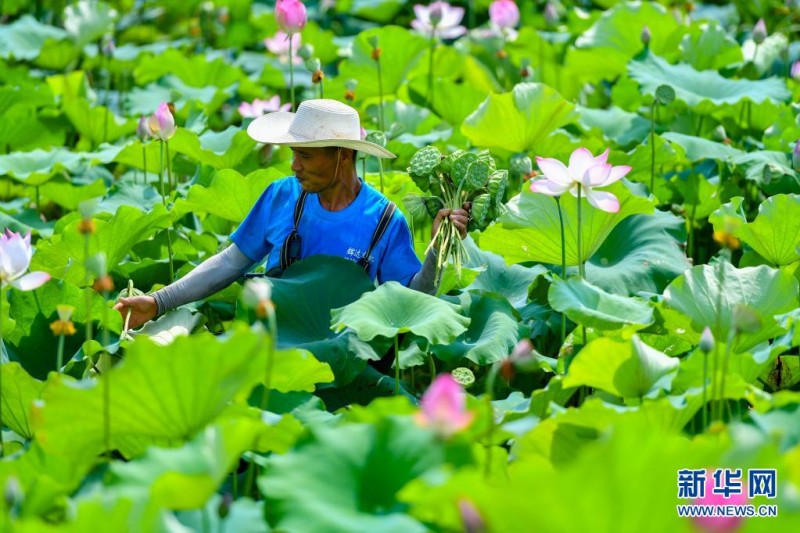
[114,296,158,330]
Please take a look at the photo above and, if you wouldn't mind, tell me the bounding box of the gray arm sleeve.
[408,249,437,295]
[151,243,256,315]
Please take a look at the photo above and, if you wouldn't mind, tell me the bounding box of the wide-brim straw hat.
[247,99,395,158]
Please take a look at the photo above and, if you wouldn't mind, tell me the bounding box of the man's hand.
[432,202,471,241]
[114,296,158,330]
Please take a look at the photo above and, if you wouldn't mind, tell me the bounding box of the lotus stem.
[259,308,278,414]
[427,28,436,106]
[716,330,736,422]
[555,197,566,345]
[101,287,111,460]
[650,102,656,193]
[84,233,93,345]
[394,335,400,396]
[378,158,385,194]
[289,33,296,111]
[166,140,174,192]
[483,363,499,480]
[159,141,175,282]
[141,144,147,185]
[122,280,134,339]
[427,352,436,384]
[576,184,584,277]
[56,334,66,373]
[702,347,708,430]
[35,186,41,214]
[688,202,698,263]
[0,291,4,457]
[376,55,385,132]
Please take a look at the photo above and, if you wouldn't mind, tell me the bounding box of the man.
[116,99,469,328]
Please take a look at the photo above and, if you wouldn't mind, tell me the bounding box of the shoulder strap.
[358,201,397,274]
[279,191,309,271]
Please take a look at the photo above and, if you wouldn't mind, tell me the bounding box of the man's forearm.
[409,249,437,295]
[152,243,256,315]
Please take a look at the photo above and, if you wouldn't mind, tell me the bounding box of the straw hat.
[246,99,395,158]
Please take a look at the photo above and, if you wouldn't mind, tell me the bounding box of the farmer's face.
[290,147,342,192]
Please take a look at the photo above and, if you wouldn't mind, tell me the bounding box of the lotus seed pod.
[655,84,675,105]
[345,78,358,91]
[487,170,508,207]
[304,57,321,73]
[463,160,492,191]
[298,43,315,61]
[451,367,475,387]
[470,194,492,226]
[509,153,533,177]
[437,149,466,174]
[408,146,443,179]
[451,152,478,184]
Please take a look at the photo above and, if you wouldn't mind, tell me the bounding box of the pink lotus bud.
[791,60,800,80]
[641,25,651,46]
[793,140,800,173]
[0,230,50,291]
[457,498,486,533]
[489,0,519,29]
[147,102,176,141]
[753,18,767,44]
[415,374,473,438]
[275,0,307,34]
[137,115,151,140]
[543,2,559,26]
[692,470,749,533]
[429,2,444,26]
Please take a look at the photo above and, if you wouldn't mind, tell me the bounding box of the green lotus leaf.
[131,308,204,346]
[6,280,120,379]
[38,176,107,211]
[260,418,439,533]
[33,327,269,458]
[462,82,577,154]
[481,182,655,265]
[710,195,800,267]
[62,100,136,145]
[576,105,650,149]
[730,150,798,191]
[63,0,116,48]
[331,281,470,345]
[563,335,679,399]
[175,496,268,533]
[332,26,428,103]
[30,204,171,286]
[664,262,798,353]
[0,15,68,61]
[0,149,84,186]
[680,21,743,71]
[133,49,245,88]
[127,77,232,116]
[407,75,489,128]
[107,415,301,510]
[167,127,256,170]
[0,106,65,153]
[430,292,521,365]
[173,168,283,222]
[628,53,791,112]
[548,277,655,331]
[0,362,45,439]
[661,132,743,162]
[585,210,690,296]
[338,0,405,23]
[573,1,684,78]
[270,256,381,386]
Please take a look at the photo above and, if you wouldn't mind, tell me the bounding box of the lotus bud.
[509,153,533,177]
[790,139,800,172]
[457,498,486,533]
[297,43,315,61]
[711,125,727,143]
[489,0,520,30]
[148,102,177,141]
[429,2,444,26]
[543,2,559,26]
[242,278,273,318]
[641,25,651,47]
[137,115,151,141]
[275,0,307,34]
[365,131,387,147]
[699,327,714,353]
[733,305,762,334]
[791,61,800,80]
[414,374,473,438]
[753,18,767,45]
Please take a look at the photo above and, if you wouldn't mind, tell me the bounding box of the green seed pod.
[408,146,442,186]
[487,170,508,208]
[423,196,445,218]
[437,149,465,175]
[451,367,475,387]
[471,193,492,226]
[509,153,533,177]
[463,160,491,191]
[451,152,478,185]
[655,84,675,105]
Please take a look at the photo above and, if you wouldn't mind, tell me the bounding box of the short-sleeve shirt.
[231,176,422,285]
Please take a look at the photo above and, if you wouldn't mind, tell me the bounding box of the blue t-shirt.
[231,177,422,285]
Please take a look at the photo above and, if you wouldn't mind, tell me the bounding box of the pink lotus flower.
[275,0,307,34]
[791,60,800,80]
[0,230,50,291]
[415,373,473,438]
[530,147,631,213]
[238,96,292,118]
[691,471,749,533]
[752,18,767,45]
[411,2,467,39]
[264,31,302,64]
[136,115,150,140]
[147,102,176,141]
[489,0,519,29]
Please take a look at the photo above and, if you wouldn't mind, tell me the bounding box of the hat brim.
[246,111,396,159]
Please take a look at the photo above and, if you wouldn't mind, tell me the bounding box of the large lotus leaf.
[430,292,521,365]
[0,441,95,519]
[548,277,655,331]
[6,280,120,379]
[39,177,107,211]
[416,75,491,127]
[33,328,268,458]
[661,132,743,162]
[127,78,232,116]
[585,210,690,296]
[481,182,655,265]
[107,415,300,510]
[270,256,379,386]
[463,238,547,308]
[664,262,799,353]
[710,195,800,267]
[730,150,798,191]
[0,106,66,153]
[94,182,164,214]
[174,496,267,533]
[62,100,136,145]
[0,362,45,439]
[331,281,470,345]
[337,0,405,23]
[332,26,428,103]
[0,15,68,60]
[576,105,650,149]
[260,418,439,533]
[134,49,245,88]
[30,204,171,286]
[0,149,84,186]
[462,82,576,154]
[563,336,679,399]
[173,168,282,222]
[680,21,743,71]
[131,308,203,346]
[573,1,684,77]
[167,127,256,170]
[628,53,791,112]
[64,0,117,47]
